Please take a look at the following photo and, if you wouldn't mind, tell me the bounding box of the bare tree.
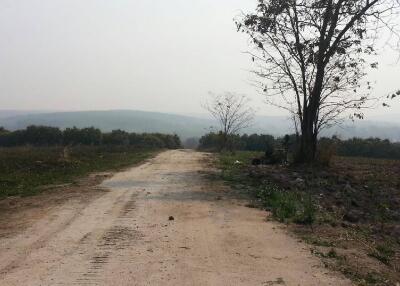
[237,0,400,163]
[205,93,254,150]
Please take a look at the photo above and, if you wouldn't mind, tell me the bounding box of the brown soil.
[247,157,400,285]
[0,150,351,285]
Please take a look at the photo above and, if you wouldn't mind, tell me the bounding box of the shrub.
[316,138,337,166]
[294,193,317,225]
[198,132,225,151]
[25,126,63,146]
[103,130,130,145]
[257,183,316,224]
[63,127,102,145]
[368,243,395,265]
[270,149,287,164]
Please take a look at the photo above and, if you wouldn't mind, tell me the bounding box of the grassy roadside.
[216,151,400,286]
[0,146,158,198]
[218,151,316,224]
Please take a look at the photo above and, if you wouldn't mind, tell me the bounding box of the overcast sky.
[0,0,399,117]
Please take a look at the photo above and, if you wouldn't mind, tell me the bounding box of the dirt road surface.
[0,150,351,286]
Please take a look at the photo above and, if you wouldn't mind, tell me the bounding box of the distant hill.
[0,109,399,141]
[0,110,215,139]
[0,110,57,119]
[322,120,400,142]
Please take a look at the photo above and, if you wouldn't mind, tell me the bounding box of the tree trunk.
[219,132,228,152]
[298,120,317,163]
[297,59,326,164]
[298,87,321,163]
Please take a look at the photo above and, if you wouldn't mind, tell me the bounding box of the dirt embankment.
[0,150,351,285]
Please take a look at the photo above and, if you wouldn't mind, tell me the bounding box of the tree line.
[0,126,181,149]
[198,132,400,160]
[325,137,400,160]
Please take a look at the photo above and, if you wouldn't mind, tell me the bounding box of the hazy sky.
[0,0,399,117]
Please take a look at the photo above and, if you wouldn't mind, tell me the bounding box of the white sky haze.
[0,0,399,117]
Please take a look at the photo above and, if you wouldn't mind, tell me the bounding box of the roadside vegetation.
[0,146,157,198]
[221,1,400,281]
[0,126,181,198]
[218,151,317,225]
[216,149,399,285]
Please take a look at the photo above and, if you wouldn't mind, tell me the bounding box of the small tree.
[205,93,254,151]
[237,0,400,163]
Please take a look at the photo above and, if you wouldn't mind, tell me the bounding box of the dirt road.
[0,150,351,286]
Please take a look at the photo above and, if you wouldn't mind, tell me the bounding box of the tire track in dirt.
[0,200,99,275]
[74,193,144,285]
[0,150,353,286]
[75,226,143,285]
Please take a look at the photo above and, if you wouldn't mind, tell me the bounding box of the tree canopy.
[237,0,400,162]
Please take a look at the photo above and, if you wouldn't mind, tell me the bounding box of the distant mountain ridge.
[0,110,214,139]
[0,110,58,119]
[0,109,399,141]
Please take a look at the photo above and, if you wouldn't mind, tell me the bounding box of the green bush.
[258,183,316,224]
[368,243,395,265]
[63,127,102,145]
[295,193,317,225]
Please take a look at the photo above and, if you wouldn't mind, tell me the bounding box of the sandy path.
[0,150,351,286]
